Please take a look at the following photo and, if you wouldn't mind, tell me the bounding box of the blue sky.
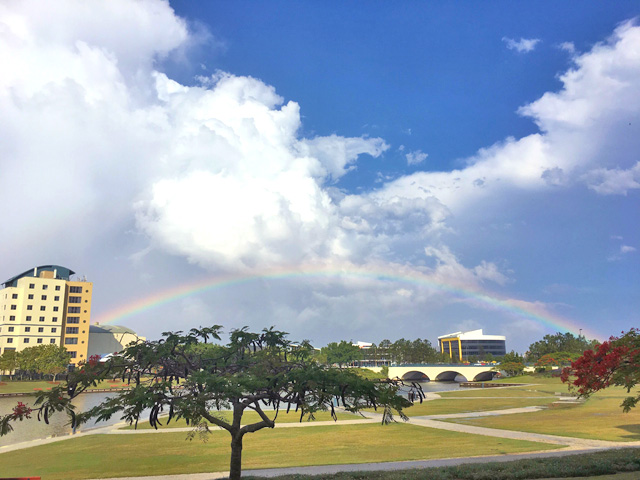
[1,1,638,352]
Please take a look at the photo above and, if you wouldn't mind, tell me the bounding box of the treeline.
[365,338,440,364]
[318,331,599,370]
[526,332,598,362]
[317,338,440,367]
[0,344,70,381]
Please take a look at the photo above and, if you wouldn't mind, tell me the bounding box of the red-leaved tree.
[562,328,640,412]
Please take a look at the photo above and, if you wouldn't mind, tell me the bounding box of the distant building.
[88,324,146,357]
[438,329,506,361]
[0,265,92,365]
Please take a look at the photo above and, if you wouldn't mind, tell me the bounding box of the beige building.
[0,265,92,365]
[88,324,145,357]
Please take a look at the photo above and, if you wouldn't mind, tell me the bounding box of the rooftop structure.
[88,323,145,357]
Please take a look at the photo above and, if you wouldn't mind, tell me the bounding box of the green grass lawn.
[125,409,363,429]
[438,386,555,398]
[442,390,640,442]
[0,379,130,394]
[0,423,560,480]
[402,396,557,416]
[491,374,568,386]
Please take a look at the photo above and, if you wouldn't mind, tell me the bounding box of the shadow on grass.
[618,424,640,440]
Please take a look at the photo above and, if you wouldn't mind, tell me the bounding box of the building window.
[27,305,33,310]
[25,327,30,332]
[69,351,77,358]
[11,293,18,299]
[10,305,16,310]
[51,328,57,333]
[8,327,14,332]
[37,338,43,344]
[38,327,44,332]
[69,286,82,294]
[54,296,60,301]
[68,296,81,304]
[66,327,79,334]
[64,338,78,345]
[42,284,48,290]
[9,315,15,321]
[53,306,59,312]
[25,316,31,321]
[68,307,80,313]
[52,317,58,322]
[67,317,79,324]
[41,295,47,300]
[28,294,34,300]
[50,339,56,344]
[7,338,13,344]
[40,306,46,311]
[55,285,60,291]
[23,338,29,343]
[29,283,35,289]
[39,316,45,322]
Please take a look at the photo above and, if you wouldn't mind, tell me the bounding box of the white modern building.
[438,329,506,361]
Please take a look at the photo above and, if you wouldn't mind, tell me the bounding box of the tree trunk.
[229,432,243,480]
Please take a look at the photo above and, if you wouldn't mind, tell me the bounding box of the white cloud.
[559,42,576,54]
[406,149,428,166]
[582,162,640,195]
[376,21,640,213]
[0,0,635,348]
[621,245,636,254]
[502,37,541,53]
[423,246,510,287]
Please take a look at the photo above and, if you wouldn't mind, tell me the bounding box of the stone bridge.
[387,364,498,382]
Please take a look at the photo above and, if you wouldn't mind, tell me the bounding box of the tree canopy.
[527,332,597,362]
[321,340,363,367]
[562,329,640,412]
[1,325,417,480]
[0,344,70,380]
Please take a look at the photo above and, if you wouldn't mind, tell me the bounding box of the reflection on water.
[400,380,462,397]
[0,392,125,447]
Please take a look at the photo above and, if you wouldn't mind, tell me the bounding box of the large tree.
[1,326,416,480]
[527,332,597,362]
[321,340,363,367]
[37,344,71,381]
[0,349,19,379]
[562,329,640,412]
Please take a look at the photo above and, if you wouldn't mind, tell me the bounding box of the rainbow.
[93,265,602,340]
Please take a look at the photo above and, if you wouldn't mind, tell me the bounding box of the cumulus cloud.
[502,37,541,53]
[376,21,640,213]
[405,149,428,166]
[621,245,636,254]
[0,0,635,347]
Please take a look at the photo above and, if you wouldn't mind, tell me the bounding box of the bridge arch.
[401,370,430,381]
[435,370,468,382]
[472,370,497,381]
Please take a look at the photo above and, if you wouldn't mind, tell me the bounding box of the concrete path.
[358,409,640,450]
